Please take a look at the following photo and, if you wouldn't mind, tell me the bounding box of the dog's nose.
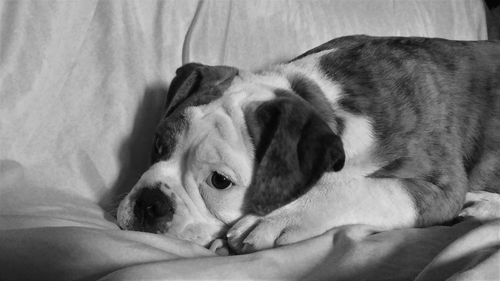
[133,187,174,223]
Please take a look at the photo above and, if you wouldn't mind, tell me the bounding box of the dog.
[117,35,500,254]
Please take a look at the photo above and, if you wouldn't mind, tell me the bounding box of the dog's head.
[117,63,345,246]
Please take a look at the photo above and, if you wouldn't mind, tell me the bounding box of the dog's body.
[117,35,500,253]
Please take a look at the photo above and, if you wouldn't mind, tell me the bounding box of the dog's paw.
[459,191,500,221]
[226,213,312,254]
[209,238,230,256]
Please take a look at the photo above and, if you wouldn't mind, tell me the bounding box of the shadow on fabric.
[99,83,169,219]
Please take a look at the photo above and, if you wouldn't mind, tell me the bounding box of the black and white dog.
[117,35,500,253]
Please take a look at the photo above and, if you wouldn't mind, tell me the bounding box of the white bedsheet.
[0,1,496,280]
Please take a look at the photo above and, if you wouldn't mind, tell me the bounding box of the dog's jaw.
[117,188,227,247]
[116,161,228,247]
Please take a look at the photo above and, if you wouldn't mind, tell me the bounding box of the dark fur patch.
[243,94,345,215]
[289,76,335,119]
[276,75,345,135]
[151,63,238,162]
[288,74,345,134]
[309,35,500,225]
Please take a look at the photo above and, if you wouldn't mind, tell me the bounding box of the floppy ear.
[164,63,239,117]
[245,97,345,215]
[152,63,238,162]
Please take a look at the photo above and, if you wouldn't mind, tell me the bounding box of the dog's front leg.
[228,174,419,254]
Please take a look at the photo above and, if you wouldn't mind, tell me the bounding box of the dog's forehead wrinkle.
[184,92,255,152]
[215,120,230,142]
[192,132,250,182]
[193,142,221,165]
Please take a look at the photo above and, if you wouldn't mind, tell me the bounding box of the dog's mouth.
[117,190,230,248]
[119,215,229,249]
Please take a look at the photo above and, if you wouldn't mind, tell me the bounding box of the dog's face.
[117,63,345,246]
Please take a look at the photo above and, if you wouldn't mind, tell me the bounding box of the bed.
[1,0,499,280]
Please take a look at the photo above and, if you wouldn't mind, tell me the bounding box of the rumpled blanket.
[1,0,496,280]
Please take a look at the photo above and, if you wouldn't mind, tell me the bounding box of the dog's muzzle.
[118,179,226,246]
[132,186,175,233]
[117,183,178,234]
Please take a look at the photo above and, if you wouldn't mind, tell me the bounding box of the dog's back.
[298,36,500,194]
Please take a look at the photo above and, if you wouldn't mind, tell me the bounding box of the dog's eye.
[209,172,233,190]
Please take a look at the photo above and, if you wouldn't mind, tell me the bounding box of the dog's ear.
[244,97,345,215]
[152,63,238,162]
[164,63,238,117]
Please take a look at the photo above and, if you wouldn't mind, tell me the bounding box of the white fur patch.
[322,173,417,228]
[339,113,376,165]
[273,172,417,231]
